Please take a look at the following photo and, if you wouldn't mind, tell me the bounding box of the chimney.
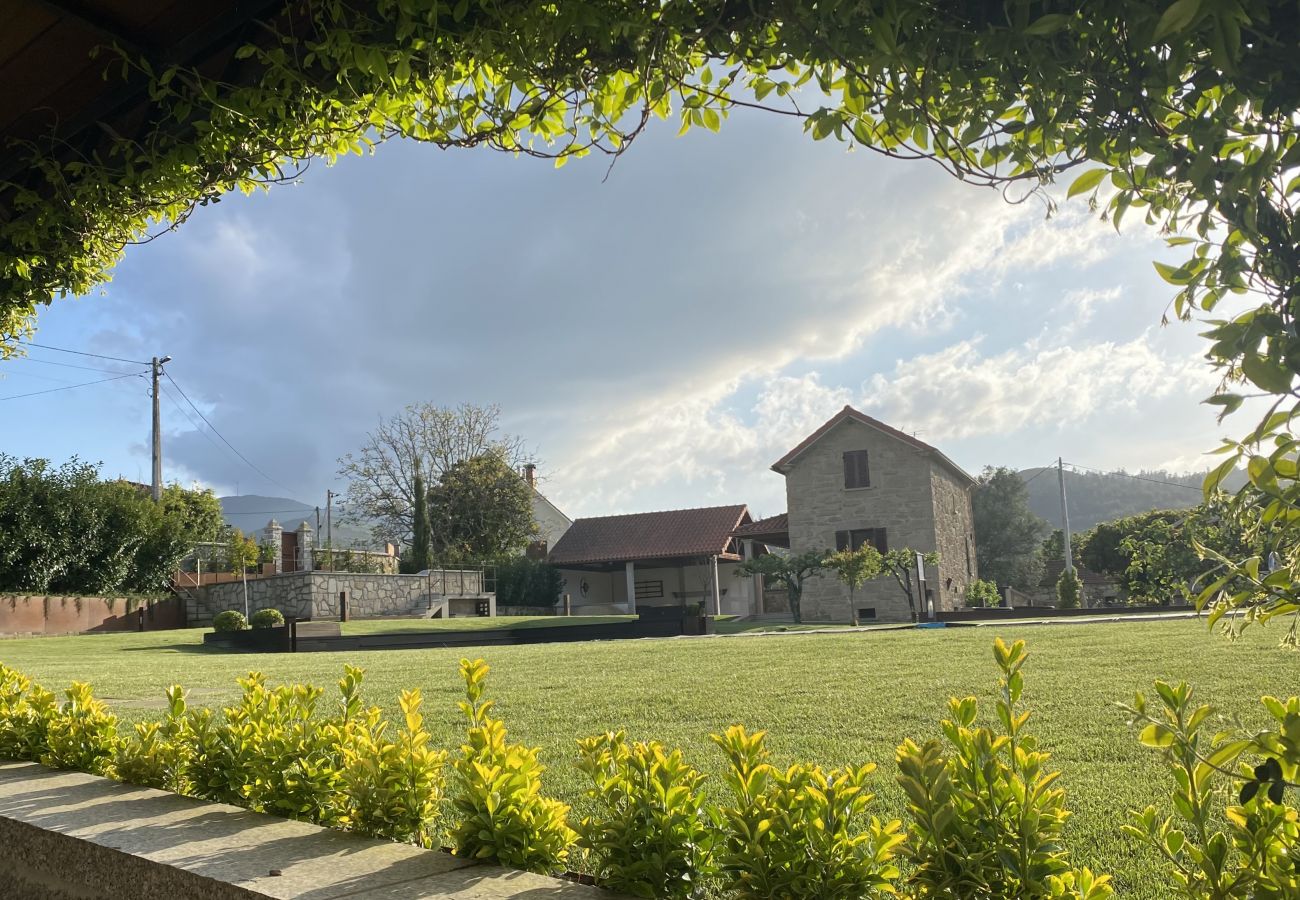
[523,463,536,488]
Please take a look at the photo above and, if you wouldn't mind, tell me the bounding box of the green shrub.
[250,608,285,629]
[449,658,574,873]
[1056,568,1082,609]
[41,682,119,776]
[0,663,54,762]
[212,610,248,632]
[1122,683,1300,898]
[964,578,1001,608]
[714,724,902,898]
[895,638,1111,899]
[115,685,192,793]
[339,673,447,847]
[493,557,563,607]
[576,731,713,898]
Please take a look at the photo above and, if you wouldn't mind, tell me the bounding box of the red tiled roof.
[770,405,975,484]
[548,505,750,566]
[732,513,788,537]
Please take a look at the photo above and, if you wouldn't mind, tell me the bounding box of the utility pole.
[1058,457,1073,574]
[325,490,334,570]
[150,355,171,502]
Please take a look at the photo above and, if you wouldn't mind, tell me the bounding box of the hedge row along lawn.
[0,618,1293,898]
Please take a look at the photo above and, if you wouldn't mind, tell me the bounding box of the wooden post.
[339,591,348,622]
[563,592,571,616]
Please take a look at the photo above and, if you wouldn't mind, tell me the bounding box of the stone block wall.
[929,466,977,613]
[188,571,488,625]
[785,417,939,623]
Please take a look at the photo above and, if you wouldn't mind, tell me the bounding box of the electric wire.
[0,371,145,402]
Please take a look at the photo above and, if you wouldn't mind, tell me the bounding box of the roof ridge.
[569,503,747,523]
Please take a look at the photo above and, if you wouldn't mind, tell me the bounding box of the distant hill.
[218,495,377,547]
[1020,467,1248,533]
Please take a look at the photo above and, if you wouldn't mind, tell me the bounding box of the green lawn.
[340,614,631,634]
[1,619,1294,898]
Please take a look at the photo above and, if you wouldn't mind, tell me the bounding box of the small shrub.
[339,674,447,847]
[895,638,1111,899]
[576,731,713,898]
[1122,683,1300,898]
[450,658,574,873]
[0,663,55,762]
[212,610,248,632]
[964,578,1001,608]
[1056,568,1082,609]
[250,608,285,629]
[115,685,192,793]
[41,682,119,776]
[714,724,902,898]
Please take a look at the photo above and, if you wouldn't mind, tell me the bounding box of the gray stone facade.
[187,570,489,626]
[780,414,976,623]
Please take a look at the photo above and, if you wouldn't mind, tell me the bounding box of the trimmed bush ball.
[250,608,285,629]
[212,610,249,632]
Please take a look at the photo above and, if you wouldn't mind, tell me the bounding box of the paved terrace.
[0,762,625,900]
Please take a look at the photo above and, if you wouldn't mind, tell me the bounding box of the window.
[857,607,877,621]
[843,449,870,488]
[634,580,664,601]
[835,528,888,553]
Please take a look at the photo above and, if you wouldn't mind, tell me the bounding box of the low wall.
[187,571,488,626]
[0,761,622,900]
[0,595,184,636]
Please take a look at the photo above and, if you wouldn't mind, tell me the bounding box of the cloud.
[21,108,1222,522]
[860,333,1213,442]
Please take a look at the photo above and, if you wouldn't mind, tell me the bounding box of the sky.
[0,108,1236,521]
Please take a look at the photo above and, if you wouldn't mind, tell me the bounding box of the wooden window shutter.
[859,451,870,487]
[842,452,855,488]
[874,528,888,553]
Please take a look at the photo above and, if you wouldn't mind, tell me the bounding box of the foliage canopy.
[4,0,1300,632]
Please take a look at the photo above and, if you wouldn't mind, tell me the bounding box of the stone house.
[768,406,978,623]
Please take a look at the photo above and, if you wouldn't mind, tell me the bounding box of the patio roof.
[548,505,750,568]
[730,512,790,549]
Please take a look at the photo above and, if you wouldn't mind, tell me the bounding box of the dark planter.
[203,624,292,652]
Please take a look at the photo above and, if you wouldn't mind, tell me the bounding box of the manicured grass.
[1,619,1295,898]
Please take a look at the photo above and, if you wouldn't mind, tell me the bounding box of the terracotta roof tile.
[731,513,788,537]
[548,505,749,566]
[771,405,975,484]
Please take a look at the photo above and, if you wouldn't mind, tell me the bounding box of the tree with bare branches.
[336,403,532,545]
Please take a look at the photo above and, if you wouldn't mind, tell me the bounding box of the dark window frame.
[842,449,871,489]
[835,527,888,554]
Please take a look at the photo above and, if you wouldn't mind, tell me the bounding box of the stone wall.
[785,417,939,623]
[187,571,487,626]
[928,466,978,614]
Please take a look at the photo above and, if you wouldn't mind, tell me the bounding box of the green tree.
[1056,568,1082,609]
[408,468,432,573]
[823,544,882,626]
[1078,521,1128,576]
[336,402,532,545]
[735,550,826,624]
[879,549,940,623]
[973,467,1047,592]
[1040,529,1083,562]
[964,579,1001,609]
[428,451,536,564]
[493,557,563,608]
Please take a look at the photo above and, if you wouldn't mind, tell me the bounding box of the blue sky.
[1,109,1233,519]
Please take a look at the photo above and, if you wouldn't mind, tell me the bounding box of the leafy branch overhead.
[3,1,1299,630]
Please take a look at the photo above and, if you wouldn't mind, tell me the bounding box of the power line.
[4,355,135,375]
[1063,461,1205,493]
[19,341,149,366]
[163,371,298,497]
[158,384,235,461]
[1021,461,1060,487]
[0,371,145,402]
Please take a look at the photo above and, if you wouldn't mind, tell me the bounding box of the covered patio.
[547,505,760,616]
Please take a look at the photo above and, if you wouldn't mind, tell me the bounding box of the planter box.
[203,624,292,652]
